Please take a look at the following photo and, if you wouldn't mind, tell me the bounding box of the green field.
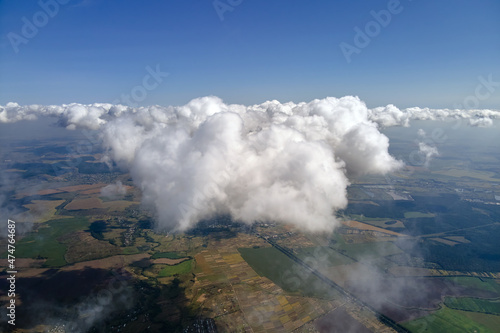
[152,251,186,259]
[332,240,403,260]
[444,297,500,315]
[122,247,140,255]
[403,306,494,333]
[238,247,341,299]
[445,277,500,295]
[404,211,435,218]
[348,214,389,222]
[158,259,193,277]
[295,246,354,266]
[460,310,500,333]
[11,217,90,267]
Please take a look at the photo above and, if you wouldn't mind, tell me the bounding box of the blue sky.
[1,0,499,108]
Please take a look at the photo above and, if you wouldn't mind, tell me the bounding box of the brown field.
[429,237,459,246]
[4,253,150,280]
[0,258,46,269]
[23,183,108,197]
[342,220,406,237]
[153,258,189,265]
[65,197,103,210]
[56,183,107,192]
[63,231,122,263]
[61,253,150,271]
[81,184,133,195]
[10,268,51,279]
[102,200,138,212]
[80,187,105,194]
[194,252,213,275]
[37,189,64,195]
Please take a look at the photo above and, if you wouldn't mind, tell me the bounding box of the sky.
[0,0,499,109]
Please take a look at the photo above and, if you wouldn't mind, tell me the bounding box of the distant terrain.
[1,122,500,333]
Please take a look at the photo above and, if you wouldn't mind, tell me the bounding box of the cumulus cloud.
[100,181,127,199]
[415,129,439,168]
[99,96,405,232]
[0,102,118,130]
[418,142,439,168]
[368,106,500,128]
[2,99,499,131]
[469,117,494,127]
[3,96,496,232]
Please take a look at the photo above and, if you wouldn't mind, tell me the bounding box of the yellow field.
[434,168,500,182]
[430,237,460,246]
[342,220,405,237]
[13,199,66,223]
[65,197,103,210]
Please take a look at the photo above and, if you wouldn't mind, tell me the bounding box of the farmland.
[403,306,498,333]
[10,216,90,266]
[1,130,500,332]
[238,246,338,299]
[158,259,193,277]
[444,297,500,315]
[13,199,66,223]
[446,277,500,294]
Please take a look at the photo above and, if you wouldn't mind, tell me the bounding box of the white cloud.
[100,181,127,199]
[415,129,439,168]
[369,106,500,128]
[100,96,401,232]
[469,117,494,127]
[418,142,439,168]
[3,96,496,232]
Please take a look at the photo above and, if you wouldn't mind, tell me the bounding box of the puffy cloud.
[97,96,405,232]
[100,181,127,199]
[369,104,411,127]
[2,99,499,130]
[469,117,494,127]
[0,102,121,130]
[369,106,500,127]
[4,96,496,232]
[418,142,439,168]
[415,129,439,168]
